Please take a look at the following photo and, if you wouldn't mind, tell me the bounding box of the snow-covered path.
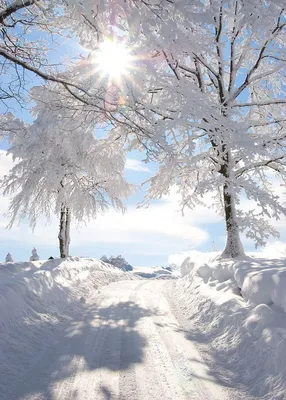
[8,280,237,400]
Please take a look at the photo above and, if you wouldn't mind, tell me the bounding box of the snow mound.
[0,257,132,397]
[181,252,286,312]
[180,251,220,277]
[0,261,39,275]
[175,252,286,399]
[234,259,286,311]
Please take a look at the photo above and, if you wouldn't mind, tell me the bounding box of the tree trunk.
[221,183,245,258]
[65,207,71,257]
[58,204,67,258]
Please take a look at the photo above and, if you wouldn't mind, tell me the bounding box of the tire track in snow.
[138,283,187,400]
[162,281,235,400]
[54,296,119,400]
[8,279,238,400]
[118,282,148,400]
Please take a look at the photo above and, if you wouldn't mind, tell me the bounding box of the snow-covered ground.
[174,251,286,399]
[0,276,239,400]
[1,253,286,399]
[0,257,132,398]
[132,265,174,279]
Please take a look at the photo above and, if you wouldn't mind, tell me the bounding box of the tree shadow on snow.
[171,295,285,397]
[4,299,152,400]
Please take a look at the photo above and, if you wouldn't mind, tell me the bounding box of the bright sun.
[94,40,132,80]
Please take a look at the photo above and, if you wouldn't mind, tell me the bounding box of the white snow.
[174,251,286,399]
[0,276,237,400]
[0,257,132,398]
[132,265,174,279]
[234,258,286,311]
[1,252,286,399]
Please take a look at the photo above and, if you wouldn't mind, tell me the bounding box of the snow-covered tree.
[73,0,286,257]
[0,1,62,107]
[30,248,39,262]
[5,252,13,262]
[1,0,285,259]
[0,0,112,128]
[1,88,133,258]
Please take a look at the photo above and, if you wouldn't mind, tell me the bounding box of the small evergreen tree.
[100,255,111,264]
[5,253,13,263]
[30,247,39,261]
[102,255,133,271]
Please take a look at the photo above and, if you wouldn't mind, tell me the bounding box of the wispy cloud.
[125,158,150,173]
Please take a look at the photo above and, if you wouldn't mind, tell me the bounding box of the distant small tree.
[101,255,133,271]
[5,253,13,263]
[100,255,111,264]
[109,255,126,269]
[30,248,39,261]
[121,264,133,272]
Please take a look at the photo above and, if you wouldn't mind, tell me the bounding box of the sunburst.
[93,39,133,81]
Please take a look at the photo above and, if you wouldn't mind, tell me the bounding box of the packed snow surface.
[175,251,286,399]
[0,257,132,398]
[1,278,240,400]
[1,258,248,400]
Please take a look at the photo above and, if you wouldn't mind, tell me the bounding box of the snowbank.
[234,258,286,312]
[179,252,286,312]
[174,251,286,399]
[0,257,132,397]
[0,257,131,327]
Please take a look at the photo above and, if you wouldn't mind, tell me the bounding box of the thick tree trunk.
[58,204,67,258]
[221,184,244,258]
[65,207,71,257]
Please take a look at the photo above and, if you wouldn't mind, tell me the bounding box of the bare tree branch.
[0,0,35,24]
[233,100,286,107]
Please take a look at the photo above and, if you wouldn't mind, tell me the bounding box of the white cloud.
[0,150,13,177]
[75,206,207,242]
[68,190,224,253]
[168,250,195,267]
[160,189,223,225]
[125,158,150,173]
[249,240,286,258]
[0,186,212,258]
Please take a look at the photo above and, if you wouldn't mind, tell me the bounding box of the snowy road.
[8,280,236,400]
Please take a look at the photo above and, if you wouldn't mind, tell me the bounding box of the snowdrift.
[175,252,286,399]
[234,258,286,312]
[0,257,131,327]
[0,257,132,397]
[180,252,286,312]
